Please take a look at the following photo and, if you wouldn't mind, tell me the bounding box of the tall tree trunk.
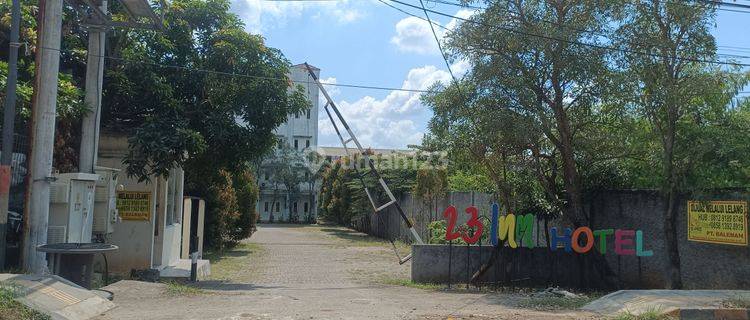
[662,128,683,289]
[553,104,586,228]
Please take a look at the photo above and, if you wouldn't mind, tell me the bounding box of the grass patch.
[204,242,265,282]
[380,278,443,290]
[317,227,410,250]
[0,284,50,320]
[164,281,205,296]
[612,308,675,320]
[517,292,603,311]
[723,295,750,309]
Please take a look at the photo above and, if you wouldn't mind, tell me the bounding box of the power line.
[387,0,750,67]
[422,0,750,14]
[380,0,750,60]
[38,45,439,94]
[377,0,450,31]
[417,0,459,83]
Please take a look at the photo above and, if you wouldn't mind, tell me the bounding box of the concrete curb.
[670,308,750,320]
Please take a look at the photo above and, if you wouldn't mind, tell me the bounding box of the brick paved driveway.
[97,224,599,320]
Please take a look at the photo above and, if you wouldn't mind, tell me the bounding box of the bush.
[191,168,259,251]
[233,170,259,236]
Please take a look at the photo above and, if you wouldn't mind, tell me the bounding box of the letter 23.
[442,205,484,244]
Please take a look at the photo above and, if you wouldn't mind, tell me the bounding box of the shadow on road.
[195,280,285,291]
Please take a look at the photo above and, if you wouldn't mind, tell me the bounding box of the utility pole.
[23,0,64,273]
[0,0,22,269]
[79,1,107,174]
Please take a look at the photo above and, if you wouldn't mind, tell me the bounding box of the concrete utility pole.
[0,0,22,269]
[79,1,107,174]
[23,0,64,273]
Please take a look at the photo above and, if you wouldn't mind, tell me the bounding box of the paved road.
[98,225,598,320]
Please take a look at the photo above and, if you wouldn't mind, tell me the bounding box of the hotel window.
[264,202,269,212]
[294,139,299,150]
[293,202,298,213]
[305,140,310,148]
[304,202,309,213]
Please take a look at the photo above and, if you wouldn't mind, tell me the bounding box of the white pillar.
[23,0,64,273]
[79,1,107,174]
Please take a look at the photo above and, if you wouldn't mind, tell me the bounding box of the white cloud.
[390,17,440,55]
[231,0,363,33]
[318,64,465,149]
[390,9,476,55]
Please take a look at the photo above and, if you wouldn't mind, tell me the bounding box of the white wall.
[98,134,186,273]
[98,135,156,273]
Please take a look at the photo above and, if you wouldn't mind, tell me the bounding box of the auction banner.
[116,191,152,221]
[687,200,748,246]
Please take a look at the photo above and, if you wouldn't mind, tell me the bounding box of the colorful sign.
[687,200,747,246]
[443,204,653,257]
[116,191,152,221]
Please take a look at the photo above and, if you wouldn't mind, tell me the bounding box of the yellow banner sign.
[116,191,152,221]
[687,200,747,246]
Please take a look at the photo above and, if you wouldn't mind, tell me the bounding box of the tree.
[439,0,622,226]
[1,1,90,171]
[102,0,309,181]
[319,160,352,225]
[413,168,447,242]
[302,150,326,223]
[617,0,748,288]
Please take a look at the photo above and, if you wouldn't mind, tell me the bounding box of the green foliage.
[319,160,353,225]
[447,171,493,193]
[0,284,50,320]
[319,152,429,225]
[427,220,459,244]
[426,219,491,245]
[422,0,750,231]
[102,0,309,181]
[612,308,674,320]
[517,294,600,311]
[413,168,447,200]
[199,168,258,250]
[163,281,205,296]
[234,169,260,235]
[203,170,239,250]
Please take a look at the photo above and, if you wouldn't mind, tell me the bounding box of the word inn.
[444,203,654,257]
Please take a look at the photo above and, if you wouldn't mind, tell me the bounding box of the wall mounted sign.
[116,191,152,221]
[443,203,653,257]
[687,200,747,246]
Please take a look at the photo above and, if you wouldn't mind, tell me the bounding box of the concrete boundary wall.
[353,190,750,289]
[411,244,607,288]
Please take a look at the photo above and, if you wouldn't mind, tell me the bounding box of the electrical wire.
[423,0,750,14]
[387,0,750,67]
[417,0,459,83]
[38,45,438,94]
[379,0,750,62]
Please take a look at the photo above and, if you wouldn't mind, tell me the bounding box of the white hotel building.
[256,64,320,222]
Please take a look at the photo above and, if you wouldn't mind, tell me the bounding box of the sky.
[229,0,750,149]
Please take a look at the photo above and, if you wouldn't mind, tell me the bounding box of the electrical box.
[93,166,120,234]
[48,172,99,244]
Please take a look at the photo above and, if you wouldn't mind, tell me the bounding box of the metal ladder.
[303,63,424,264]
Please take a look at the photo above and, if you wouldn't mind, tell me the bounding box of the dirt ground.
[95,224,600,320]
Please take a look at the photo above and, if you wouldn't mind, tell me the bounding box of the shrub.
[233,169,259,237]
[194,168,259,251]
[203,170,239,250]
